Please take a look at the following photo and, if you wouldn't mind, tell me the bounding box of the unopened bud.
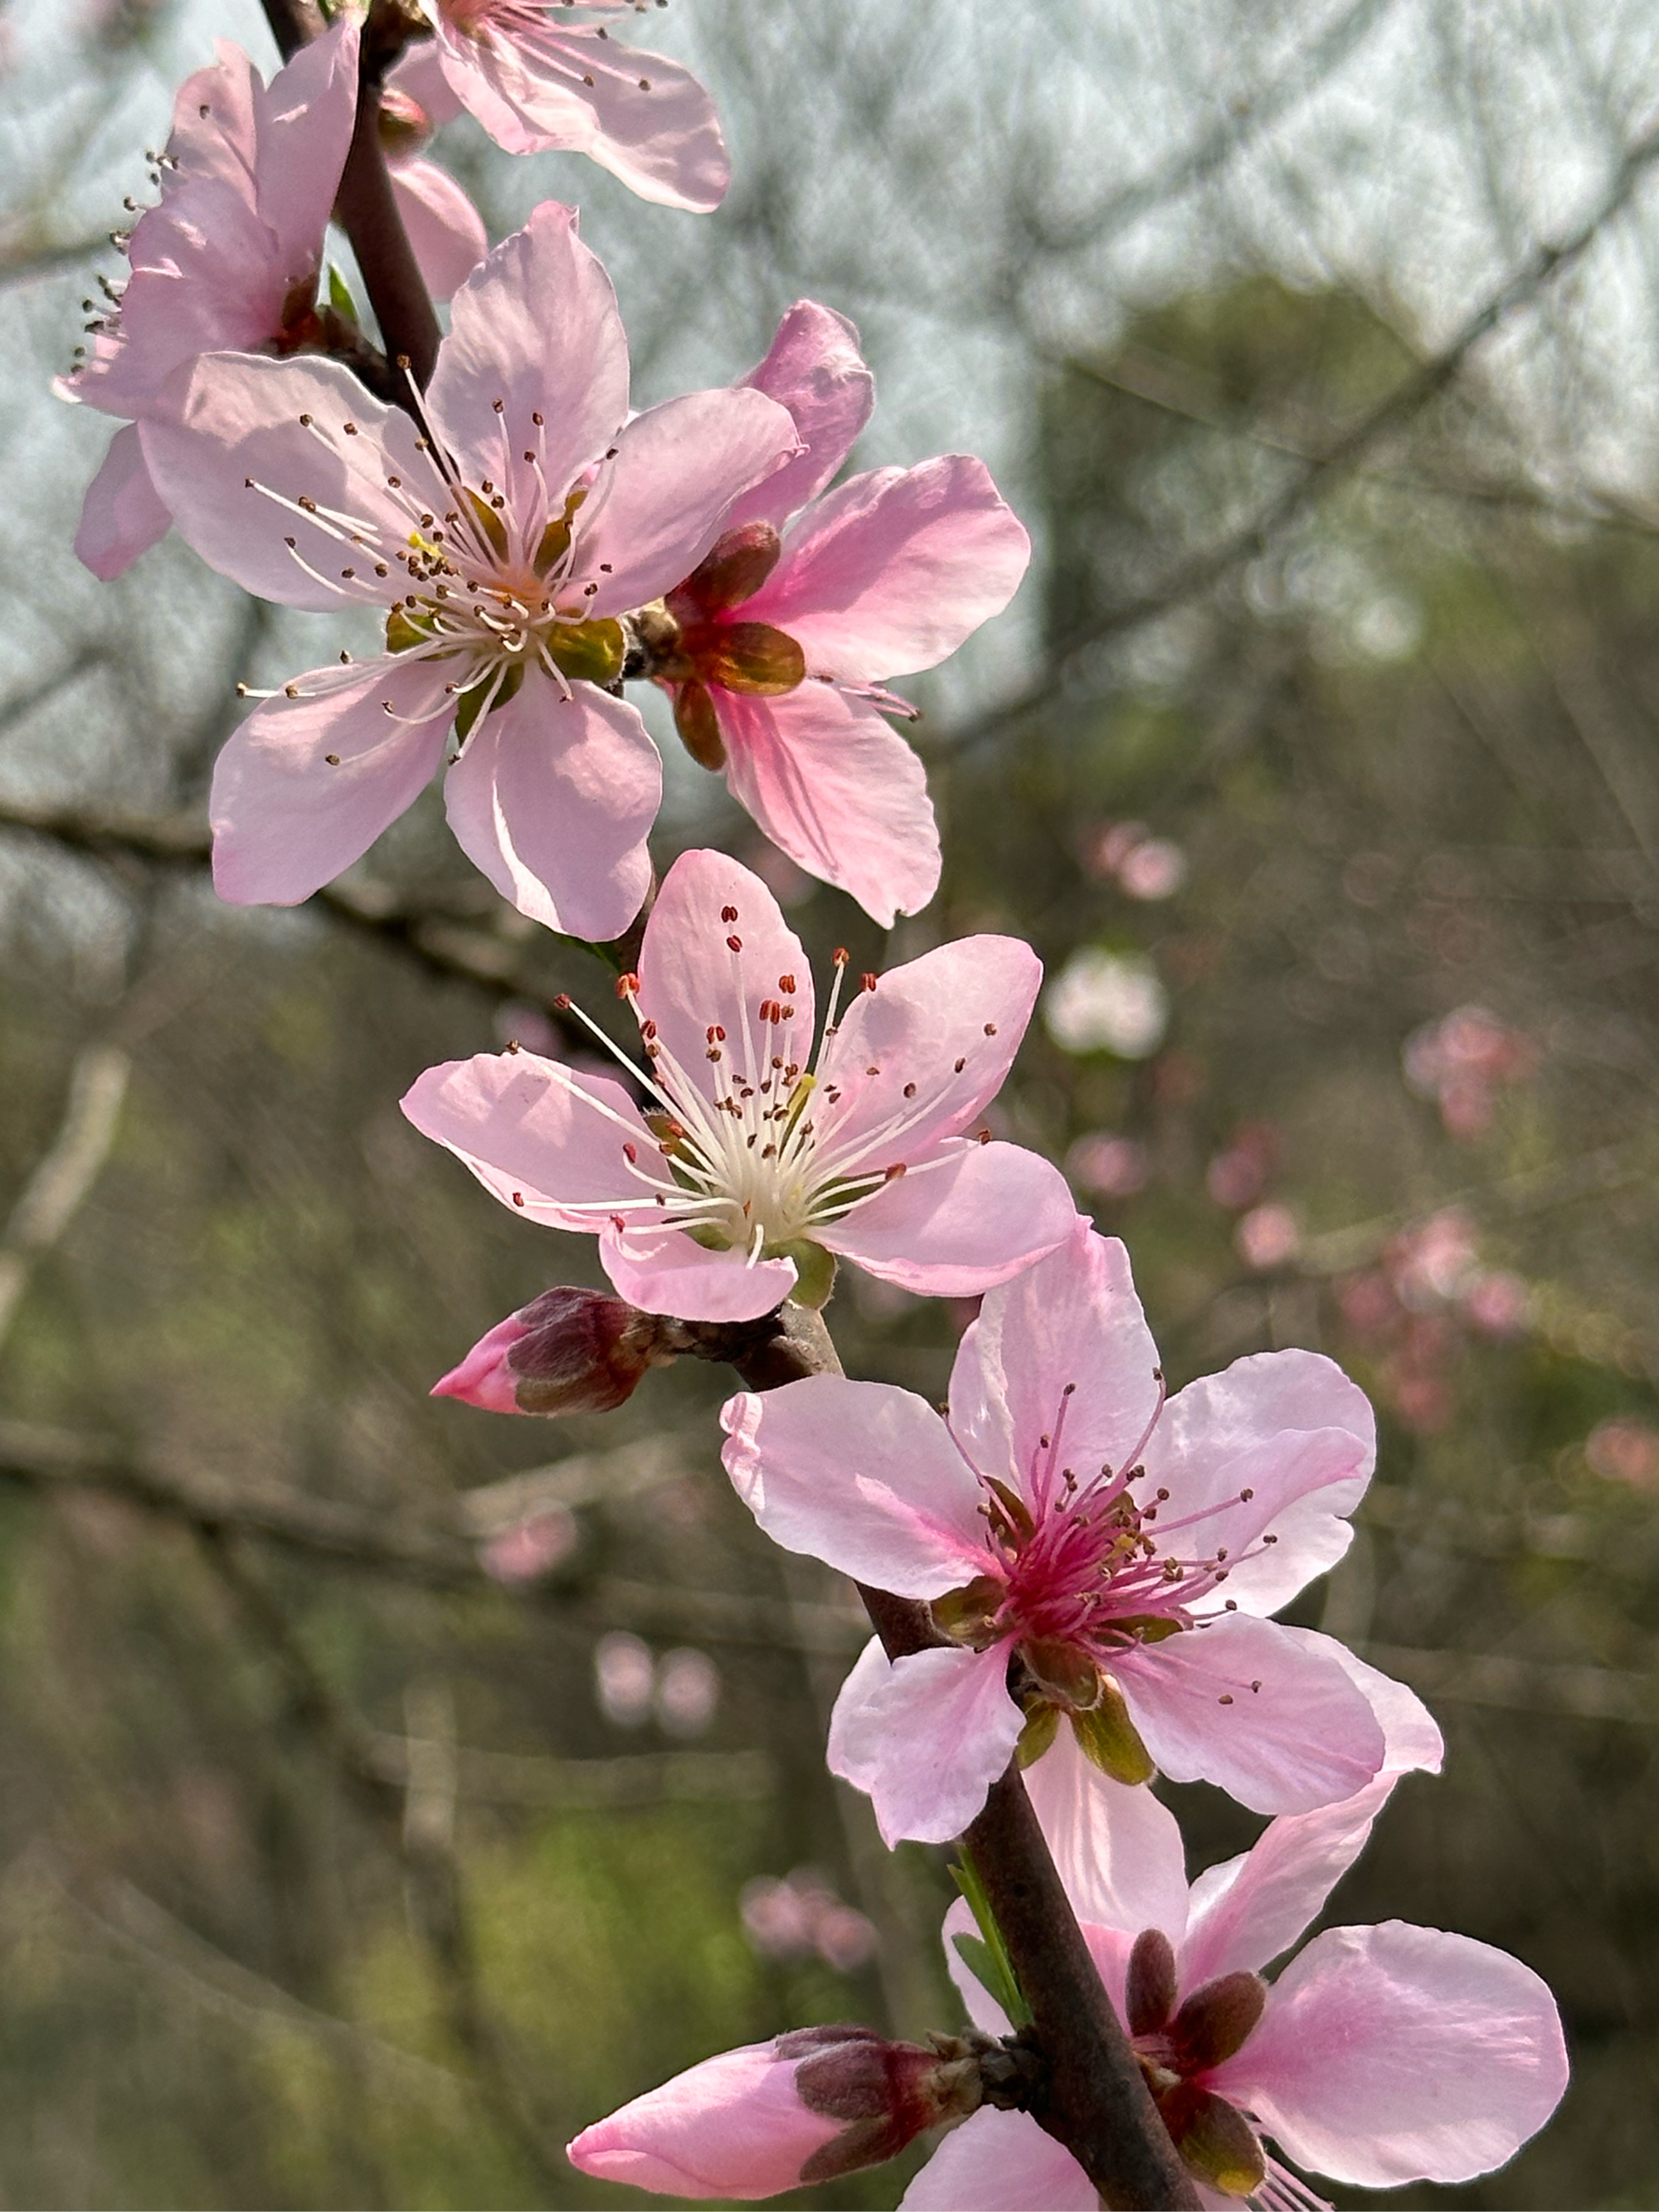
[567,2025,990,2200]
[377,87,431,153]
[671,520,785,615]
[693,620,806,697]
[1158,2081,1267,2198]
[432,1287,674,1417]
[1169,1969,1267,2072]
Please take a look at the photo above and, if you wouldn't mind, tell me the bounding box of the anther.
[984,1023,998,1036]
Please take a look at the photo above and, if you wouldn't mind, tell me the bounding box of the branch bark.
[697,1305,1201,2212]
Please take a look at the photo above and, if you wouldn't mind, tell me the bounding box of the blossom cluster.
[61,7,1570,2210]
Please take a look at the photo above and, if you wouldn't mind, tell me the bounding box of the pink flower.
[139,204,798,937]
[907,1710,1565,2209]
[645,303,1031,926]
[401,848,1075,1322]
[567,2025,985,2199]
[409,0,728,212]
[721,1222,1390,1844]
[60,24,362,579]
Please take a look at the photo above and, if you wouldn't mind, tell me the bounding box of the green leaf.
[326,261,358,324]
[950,1850,1033,2029]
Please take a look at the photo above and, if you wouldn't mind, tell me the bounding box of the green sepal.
[385,603,440,654]
[1071,1678,1155,1786]
[950,1850,1033,2030]
[545,618,625,688]
[1015,1701,1061,1767]
[776,1238,836,1310]
[326,260,358,324]
[454,659,523,746]
[464,488,510,562]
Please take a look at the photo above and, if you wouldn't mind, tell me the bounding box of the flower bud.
[567,2025,988,2200]
[671,520,786,615]
[432,1287,674,1417]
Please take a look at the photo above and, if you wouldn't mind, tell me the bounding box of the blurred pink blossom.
[1207,1122,1278,1210]
[479,1507,577,1584]
[655,1647,720,1738]
[1081,821,1189,901]
[741,1869,878,1972]
[1460,1270,1530,1337]
[1404,1007,1538,1140]
[1065,1131,1150,1199]
[595,1631,654,1728]
[1236,1202,1300,1271]
[1585,1418,1659,1491]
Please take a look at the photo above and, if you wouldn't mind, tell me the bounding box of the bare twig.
[0,1043,129,1350]
[954,111,1659,755]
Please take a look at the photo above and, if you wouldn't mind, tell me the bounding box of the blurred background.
[2,0,1658,2203]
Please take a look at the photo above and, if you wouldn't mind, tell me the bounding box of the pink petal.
[440,26,727,211]
[826,1636,1023,1846]
[77,181,289,416]
[441,671,659,941]
[1022,1727,1191,1944]
[400,1049,651,1227]
[167,41,260,190]
[424,201,628,508]
[73,423,172,578]
[722,299,874,533]
[634,848,815,1108]
[951,1223,1162,1515]
[387,155,488,303]
[1214,1923,1568,2186]
[900,2107,1097,2211]
[1112,1616,1385,1816]
[823,1140,1075,1296]
[577,388,801,617]
[717,684,939,927]
[602,1226,796,1324]
[1178,1777,1399,1991]
[567,2040,843,2200]
[1144,1349,1374,1617]
[546,33,729,212]
[719,1378,990,1595]
[209,655,452,906]
[747,455,1030,680]
[1316,1633,1445,1778]
[820,935,1044,1159]
[386,39,465,125]
[250,17,360,272]
[142,352,441,610]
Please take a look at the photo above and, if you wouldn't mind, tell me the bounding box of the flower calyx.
[631,522,809,770]
[784,2024,1028,2185]
[1124,1928,1270,2198]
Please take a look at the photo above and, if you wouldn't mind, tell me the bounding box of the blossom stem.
[693,1301,1202,2212]
[258,0,444,389]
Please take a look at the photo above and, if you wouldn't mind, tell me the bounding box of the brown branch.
[691,1307,1201,2212]
[0,793,586,1040]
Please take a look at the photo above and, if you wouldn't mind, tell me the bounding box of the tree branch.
[693,1305,1201,2212]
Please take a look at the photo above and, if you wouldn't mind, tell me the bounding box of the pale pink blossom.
[1404,1004,1538,1140]
[61,24,361,578]
[648,303,1030,926]
[567,2025,984,2199]
[722,1221,1390,1845]
[401,848,1074,1322]
[140,205,798,937]
[409,0,727,212]
[1235,1203,1299,1271]
[907,1709,1564,2209]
